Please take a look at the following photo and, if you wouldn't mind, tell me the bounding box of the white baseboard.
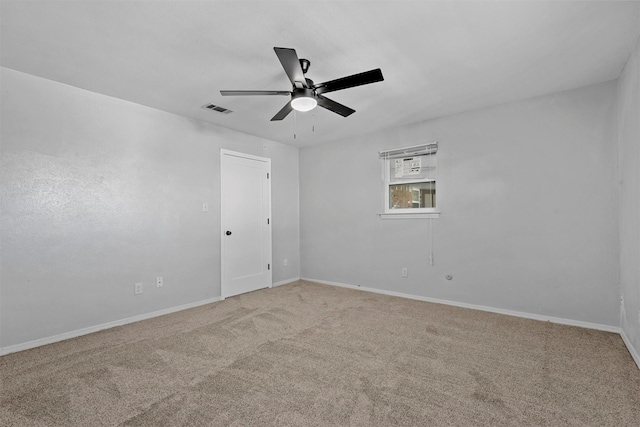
[272,277,301,287]
[301,277,621,333]
[0,296,222,356]
[5,279,636,372]
[620,329,640,370]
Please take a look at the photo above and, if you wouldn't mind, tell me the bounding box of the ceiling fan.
[220,47,384,121]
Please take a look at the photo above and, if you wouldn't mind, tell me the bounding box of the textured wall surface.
[300,81,620,327]
[618,35,640,360]
[0,68,300,349]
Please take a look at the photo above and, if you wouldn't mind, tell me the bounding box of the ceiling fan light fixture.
[291,88,317,112]
[291,96,317,112]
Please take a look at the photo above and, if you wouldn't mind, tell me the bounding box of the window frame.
[379,143,440,219]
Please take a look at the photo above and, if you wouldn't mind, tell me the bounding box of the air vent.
[202,103,233,114]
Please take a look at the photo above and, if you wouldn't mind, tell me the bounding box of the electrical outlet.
[134,282,143,295]
[156,276,163,288]
[401,268,408,278]
[284,258,288,266]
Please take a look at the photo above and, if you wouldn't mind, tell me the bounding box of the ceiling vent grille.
[202,103,233,114]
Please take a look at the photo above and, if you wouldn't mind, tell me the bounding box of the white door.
[220,149,272,298]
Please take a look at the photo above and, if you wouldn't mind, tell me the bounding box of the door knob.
[226,231,232,236]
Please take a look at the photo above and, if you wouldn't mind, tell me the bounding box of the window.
[389,182,435,209]
[380,143,439,218]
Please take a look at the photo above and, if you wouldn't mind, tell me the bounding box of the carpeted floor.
[1,280,639,426]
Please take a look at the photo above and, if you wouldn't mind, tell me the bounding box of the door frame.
[220,148,272,299]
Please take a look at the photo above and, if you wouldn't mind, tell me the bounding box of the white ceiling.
[1,1,639,147]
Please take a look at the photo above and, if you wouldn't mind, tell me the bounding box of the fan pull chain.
[293,110,297,139]
[429,216,435,266]
[312,110,315,133]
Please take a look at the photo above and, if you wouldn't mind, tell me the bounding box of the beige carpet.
[1,280,639,426]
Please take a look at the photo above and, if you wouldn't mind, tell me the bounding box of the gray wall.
[1,62,633,354]
[300,81,620,327]
[618,36,640,360]
[0,68,300,349]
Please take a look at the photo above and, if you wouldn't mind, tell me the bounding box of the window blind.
[379,142,438,159]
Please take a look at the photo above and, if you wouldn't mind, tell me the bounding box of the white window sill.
[378,212,441,220]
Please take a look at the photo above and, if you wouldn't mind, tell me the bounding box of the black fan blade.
[274,47,307,88]
[316,95,356,117]
[314,68,383,95]
[271,101,293,121]
[221,90,290,96]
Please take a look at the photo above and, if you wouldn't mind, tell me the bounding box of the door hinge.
[267,172,269,179]
[267,218,270,224]
[268,264,270,270]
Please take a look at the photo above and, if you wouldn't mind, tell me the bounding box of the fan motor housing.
[292,87,315,99]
